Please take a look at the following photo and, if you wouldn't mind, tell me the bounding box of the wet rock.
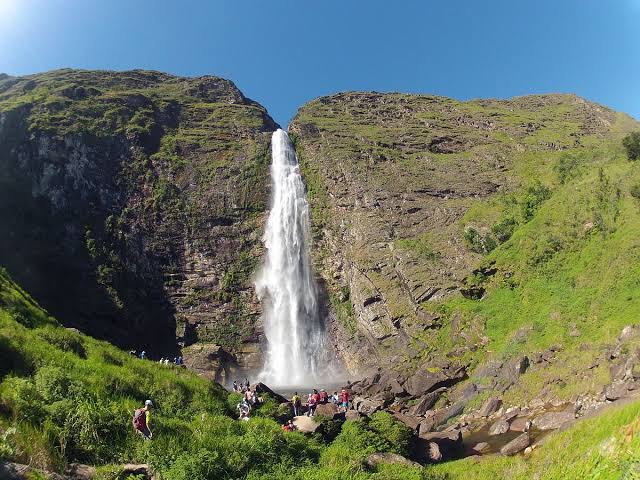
[500,433,530,456]
[489,419,510,436]
[478,396,502,417]
[533,410,574,431]
[472,442,491,454]
[366,452,420,468]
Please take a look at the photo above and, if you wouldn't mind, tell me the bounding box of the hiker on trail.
[233,380,238,392]
[177,356,183,366]
[331,391,340,405]
[139,351,146,360]
[291,392,302,416]
[340,389,349,412]
[245,378,250,391]
[319,389,329,404]
[307,392,317,417]
[244,389,253,403]
[132,400,153,440]
[251,390,258,405]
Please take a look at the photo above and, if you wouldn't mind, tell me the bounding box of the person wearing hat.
[132,399,154,439]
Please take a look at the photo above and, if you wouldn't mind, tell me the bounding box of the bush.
[0,377,45,423]
[463,227,497,254]
[36,327,86,358]
[520,181,551,221]
[367,412,413,456]
[35,366,84,403]
[623,132,640,160]
[491,217,518,243]
[630,183,640,200]
[554,153,581,184]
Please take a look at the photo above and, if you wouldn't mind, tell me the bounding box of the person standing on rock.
[319,389,329,404]
[340,389,349,412]
[132,400,153,440]
[307,392,317,417]
[291,392,302,416]
[233,380,239,392]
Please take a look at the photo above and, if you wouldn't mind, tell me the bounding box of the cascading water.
[255,129,333,387]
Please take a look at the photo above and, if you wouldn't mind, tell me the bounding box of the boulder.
[251,382,288,403]
[509,417,532,432]
[533,410,574,431]
[392,413,422,431]
[66,463,97,479]
[407,389,444,416]
[315,402,339,419]
[488,419,510,436]
[418,413,436,437]
[365,452,420,468]
[354,396,386,415]
[500,433,530,456]
[403,365,466,397]
[415,430,462,462]
[478,397,502,417]
[433,401,466,427]
[293,415,320,433]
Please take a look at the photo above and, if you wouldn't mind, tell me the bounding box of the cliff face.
[290,92,639,378]
[0,69,277,376]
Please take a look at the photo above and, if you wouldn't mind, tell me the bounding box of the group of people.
[293,388,350,417]
[128,349,185,367]
[234,379,262,421]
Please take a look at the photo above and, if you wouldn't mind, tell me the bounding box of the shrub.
[520,181,551,221]
[623,132,640,160]
[35,366,84,403]
[554,153,581,184]
[36,327,87,358]
[0,377,45,423]
[630,183,640,200]
[491,217,518,243]
[367,412,413,456]
[463,227,497,254]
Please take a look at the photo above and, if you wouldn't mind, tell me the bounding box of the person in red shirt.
[307,391,318,417]
[340,389,349,412]
[318,389,329,404]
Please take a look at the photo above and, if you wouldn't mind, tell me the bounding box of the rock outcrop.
[0,69,277,369]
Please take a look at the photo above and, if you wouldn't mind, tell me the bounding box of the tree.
[623,132,640,161]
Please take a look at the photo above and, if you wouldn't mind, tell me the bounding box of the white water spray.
[256,129,333,387]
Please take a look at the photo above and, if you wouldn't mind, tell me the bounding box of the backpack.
[133,408,146,430]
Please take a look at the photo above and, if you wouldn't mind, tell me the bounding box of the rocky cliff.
[290,92,640,383]
[0,69,277,378]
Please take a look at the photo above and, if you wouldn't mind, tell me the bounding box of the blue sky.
[1,0,638,126]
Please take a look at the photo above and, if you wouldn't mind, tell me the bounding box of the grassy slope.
[0,267,434,479]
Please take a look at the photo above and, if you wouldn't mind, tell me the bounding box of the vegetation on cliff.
[0,69,276,369]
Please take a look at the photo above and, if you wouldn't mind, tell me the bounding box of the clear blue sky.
[1,0,638,126]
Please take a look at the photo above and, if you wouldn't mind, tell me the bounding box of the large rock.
[353,396,386,415]
[293,415,320,433]
[407,388,446,416]
[500,433,530,456]
[403,366,466,397]
[365,452,420,468]
[478,397,502,417]
[489,419,510,436]
[392,413,422,431]
[533,410,575,431]
[251,382,288,403]
[0,462,66,480]
[415,429,462,462]
[315,402,340,419]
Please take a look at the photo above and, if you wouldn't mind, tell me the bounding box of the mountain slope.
[0,69,277,375]
[290,92,640,408]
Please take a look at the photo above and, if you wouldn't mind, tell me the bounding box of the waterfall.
[255,129,332,387]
